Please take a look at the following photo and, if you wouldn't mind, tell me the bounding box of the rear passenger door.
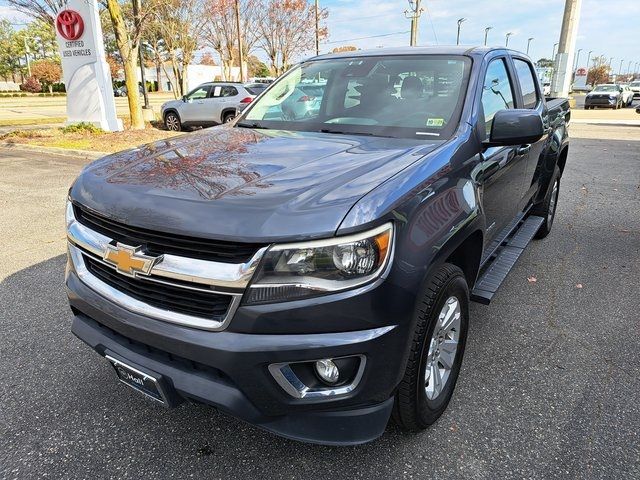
[510,56,549,207]
[478,57,530,242]
[210,85,239,123]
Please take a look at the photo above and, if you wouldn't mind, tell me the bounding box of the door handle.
[516,145,531,155]
[478,162,500,182]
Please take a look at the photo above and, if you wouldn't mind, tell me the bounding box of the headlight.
[244,223,394,304]
[65,197,75,228]
[609,95,616,99]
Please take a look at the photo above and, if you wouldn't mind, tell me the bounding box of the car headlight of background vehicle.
[244,223,394,304]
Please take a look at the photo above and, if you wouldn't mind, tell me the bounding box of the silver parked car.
[161,83,255,131]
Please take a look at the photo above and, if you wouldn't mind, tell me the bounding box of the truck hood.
[71,126,442,242]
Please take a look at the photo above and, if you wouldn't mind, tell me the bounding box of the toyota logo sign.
[56,10,84,41]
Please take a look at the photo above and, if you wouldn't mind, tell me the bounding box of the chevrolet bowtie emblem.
[103,243,162,277]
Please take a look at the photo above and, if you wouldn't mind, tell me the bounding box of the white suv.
[161,83,255,131]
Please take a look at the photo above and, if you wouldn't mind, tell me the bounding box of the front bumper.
[584,97,617,107]
[66,264,411,445]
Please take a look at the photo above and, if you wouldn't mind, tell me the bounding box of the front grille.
[73,204,263,263]
[84,255,232,319]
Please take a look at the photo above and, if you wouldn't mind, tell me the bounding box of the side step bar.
[471,215,545,305]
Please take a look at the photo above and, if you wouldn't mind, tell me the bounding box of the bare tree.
[259,0,327,75]
[153,0,206,98]
[5,0,66,24]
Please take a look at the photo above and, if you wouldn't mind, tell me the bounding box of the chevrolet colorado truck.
[65,47,570,445]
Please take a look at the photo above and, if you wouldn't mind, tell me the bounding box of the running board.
[471,216,545,305]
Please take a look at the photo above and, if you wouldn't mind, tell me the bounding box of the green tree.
[21,20,58,60]
[536,58,554,68]
[0,20,26,82]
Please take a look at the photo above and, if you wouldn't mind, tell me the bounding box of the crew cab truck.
[65,47,569,445]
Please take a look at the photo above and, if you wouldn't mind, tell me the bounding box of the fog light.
[314,359,339,384]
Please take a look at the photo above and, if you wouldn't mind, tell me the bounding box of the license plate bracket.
[106,354,170,406]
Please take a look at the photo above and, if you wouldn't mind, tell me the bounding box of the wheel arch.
[163,108,181,122]
[220,108,237,122]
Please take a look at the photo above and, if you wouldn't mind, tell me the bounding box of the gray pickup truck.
[65,46,570,445]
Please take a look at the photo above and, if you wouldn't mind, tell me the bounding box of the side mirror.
[485,109,544,146]
[182,95,188,102]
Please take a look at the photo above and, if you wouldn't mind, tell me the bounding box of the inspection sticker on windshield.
[426,118,445,127]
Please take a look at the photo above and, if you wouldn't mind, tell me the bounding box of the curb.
[0,142,108,159]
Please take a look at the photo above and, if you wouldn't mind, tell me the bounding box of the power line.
[324,31,410,45]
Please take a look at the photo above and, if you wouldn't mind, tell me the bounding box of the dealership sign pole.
[55,1,122,131]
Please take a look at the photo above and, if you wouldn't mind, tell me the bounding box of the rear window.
[513,59,539,109]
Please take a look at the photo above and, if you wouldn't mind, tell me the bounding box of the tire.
[164,112,182,131]
[393,264,469,431]
[222,112,236,123]
[531,165,560,239]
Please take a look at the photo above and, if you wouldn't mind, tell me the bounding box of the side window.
[186,85,210,100]
[513,59,539,109]
[481,59,515,137]
[220,86,239,97]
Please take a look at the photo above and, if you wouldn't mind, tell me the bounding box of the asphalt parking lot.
[1,124,639,479]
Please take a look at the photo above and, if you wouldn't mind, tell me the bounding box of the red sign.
[56,10,84,41]
[576,68,587,76]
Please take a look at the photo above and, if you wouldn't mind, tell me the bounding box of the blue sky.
[319,0,639,71]
[2,0,638,72]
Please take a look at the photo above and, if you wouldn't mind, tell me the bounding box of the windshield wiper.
[318,128,394,138]
[236,121,269,130]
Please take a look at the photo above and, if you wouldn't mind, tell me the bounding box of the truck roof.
[309,45,525,61]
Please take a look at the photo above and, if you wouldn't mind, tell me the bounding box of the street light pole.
[627,60,632,76]
[405,0,424,47]
[585,50,592,70]
[618,59,623,76]
[484,26,493,46]
[23,37,31,77]
[526,37,534,55]
[552,42,558,60]
[505,32,513,47]
[573,48,582,71]
[456,18,466,45]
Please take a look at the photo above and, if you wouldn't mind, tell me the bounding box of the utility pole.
[456,18,466,45]
[315,0,320,56]
[527,37,534,55]
[234,0,245,82]
[550,0,582,98]
[405,0,424,47]
[505,32,513,47]
[484,26,493,46]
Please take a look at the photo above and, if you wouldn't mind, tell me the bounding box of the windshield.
[239,55,471,139]
[593,85,618,92]
[631,82,640,87]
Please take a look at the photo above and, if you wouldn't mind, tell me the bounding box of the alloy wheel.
[424,296,461,400]
[165,114,180,131]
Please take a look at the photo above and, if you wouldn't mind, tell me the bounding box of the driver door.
[180,85,211,124]
[478,57,530,243]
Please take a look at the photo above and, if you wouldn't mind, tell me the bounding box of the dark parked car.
[66,47,570,445]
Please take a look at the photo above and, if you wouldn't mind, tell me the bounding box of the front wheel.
[222,112,236,123]
[164,112,182,131]
[393,264,469,431]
